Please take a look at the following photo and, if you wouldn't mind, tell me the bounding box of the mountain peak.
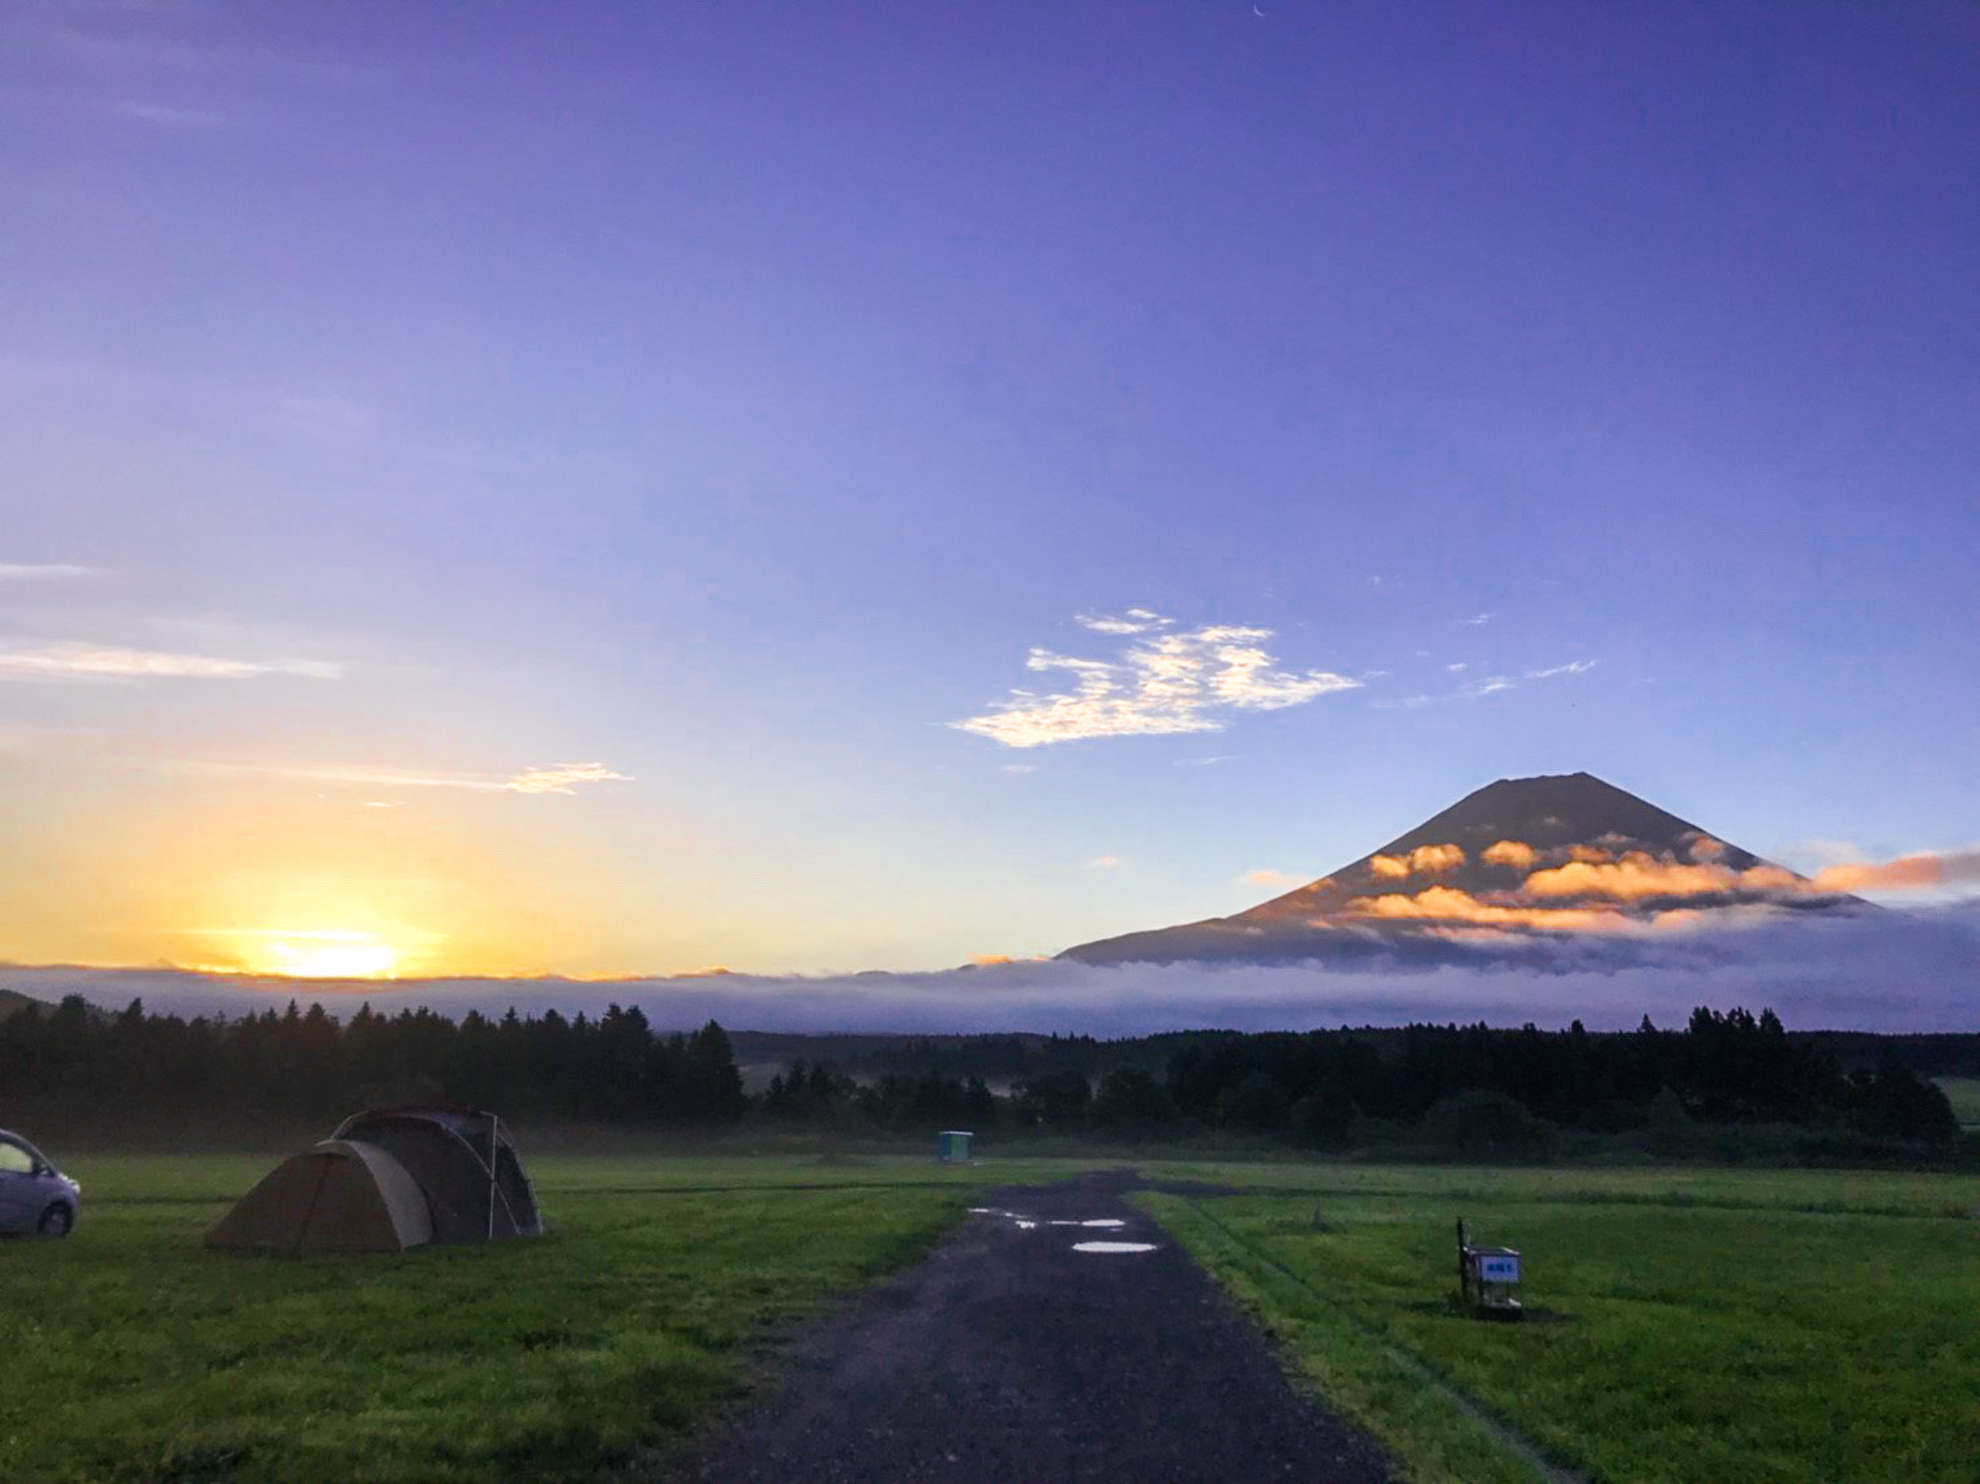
[1060,772,1863,966]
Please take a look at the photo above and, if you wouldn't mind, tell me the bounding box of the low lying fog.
[13,902,1978,1035]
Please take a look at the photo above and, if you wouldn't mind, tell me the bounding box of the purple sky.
[3,2,1977,1000]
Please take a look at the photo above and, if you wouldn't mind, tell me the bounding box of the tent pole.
[487,1114,499,1239]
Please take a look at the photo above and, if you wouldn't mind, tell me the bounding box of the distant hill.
[1062,771,1868,966]
[0,988,61,1020]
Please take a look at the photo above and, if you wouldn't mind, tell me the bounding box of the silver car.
[0,1130,80,1237]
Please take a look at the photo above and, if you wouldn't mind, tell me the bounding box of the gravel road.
[680,1171,1392,1481]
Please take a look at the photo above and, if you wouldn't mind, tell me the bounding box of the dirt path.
[679,1172,1392,1481]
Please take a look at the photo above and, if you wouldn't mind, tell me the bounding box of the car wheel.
[37,1204,72,1238]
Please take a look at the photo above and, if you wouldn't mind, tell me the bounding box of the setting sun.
[236,929,402,980]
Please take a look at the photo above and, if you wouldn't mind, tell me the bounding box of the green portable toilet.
[936,1130,973,1162]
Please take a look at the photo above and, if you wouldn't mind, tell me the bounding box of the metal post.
[487,1114,499,1239]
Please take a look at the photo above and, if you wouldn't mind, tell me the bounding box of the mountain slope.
[1060,771,1864,966]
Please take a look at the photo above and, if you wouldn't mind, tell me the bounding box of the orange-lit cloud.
[1523,853,1738,901]
[969,953,1015,966]
[1370,843,1466,879]
[1811,850,1980,893]
[1737,865,1802,892]
[1410,843,1465,873]
[1565,844,1614,864]
[1343,886,1614,932]
[1519,846,1980,904]
[1245,868,1301,887]
[1482,839,1535,869]
[1687,835,1727,862]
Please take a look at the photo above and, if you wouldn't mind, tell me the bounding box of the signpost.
[1456,1218,1523,1320]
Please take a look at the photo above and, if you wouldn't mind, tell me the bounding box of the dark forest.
[0,994,1962,1157]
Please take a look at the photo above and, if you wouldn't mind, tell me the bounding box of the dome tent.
[205,1139,434,1253]
[207,1106,543,1254]
[329,1106,543,1242]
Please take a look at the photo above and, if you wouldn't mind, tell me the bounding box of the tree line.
[0,996,745,1126]
[1142,1007,1959,1148]
[756,1007,1960,1152]
[0,994,1959,1154]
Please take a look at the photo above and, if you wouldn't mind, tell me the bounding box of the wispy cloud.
[177,760,630,796]
[952,613,1360,748]
[106,99,235,127]
[0,564,94,581]
[46,19,387,87]
[1075,607,1171,636]
[0,641,341,681]
[1526,659,1598,681]
[1463,658,1597,700]
[1086,855,1122,870]
[501,764,630,796]
[1776,839,1873,873]
[1458,612,1492,626]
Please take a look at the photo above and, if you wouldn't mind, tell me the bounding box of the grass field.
[1933,1075,1980,1127]
[0,1152,1080,1482]
[5,1151,1976,1481]
[1138,1161,1980,1483]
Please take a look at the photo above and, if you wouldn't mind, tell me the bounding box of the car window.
[0,1141,34,1175]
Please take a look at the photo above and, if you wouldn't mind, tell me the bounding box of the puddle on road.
[971,1210,1139,1241]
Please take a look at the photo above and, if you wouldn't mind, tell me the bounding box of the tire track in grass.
[1159,1195,1587,1484]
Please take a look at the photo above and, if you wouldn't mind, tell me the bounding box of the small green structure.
[936,1130,973,1162]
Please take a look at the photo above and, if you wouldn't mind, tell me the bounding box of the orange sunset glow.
[211,929,405,980]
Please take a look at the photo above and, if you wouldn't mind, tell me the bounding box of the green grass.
[1143,1194,1544,1483]
[11,1152,1978,1481]
[1138,1161,1980,1483]
[0,1153,1009,1482]
[1933,1076,1980,1127]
